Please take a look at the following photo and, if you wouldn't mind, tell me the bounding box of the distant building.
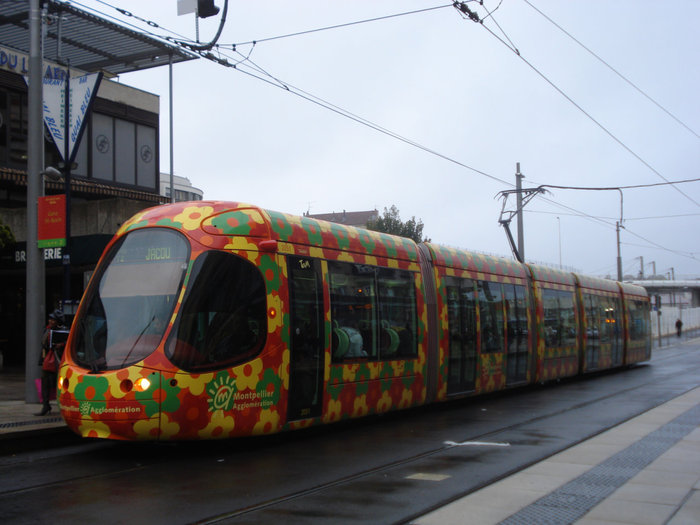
[304,209,378,227]
[160,174,203,202]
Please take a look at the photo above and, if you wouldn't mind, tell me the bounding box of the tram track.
[194,346,700,524]
[1,342,698,524]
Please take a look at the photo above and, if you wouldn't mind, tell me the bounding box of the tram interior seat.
[380,321,400,357]
[332,321,350,358]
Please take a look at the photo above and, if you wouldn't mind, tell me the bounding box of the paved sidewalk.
[0,368,66,438]
[412,387,700,525]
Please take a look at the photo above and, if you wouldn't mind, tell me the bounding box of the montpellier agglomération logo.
[206,375,237,412]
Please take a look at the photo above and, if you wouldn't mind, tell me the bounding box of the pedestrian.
[675,318,683,338]
[35,309,67,416]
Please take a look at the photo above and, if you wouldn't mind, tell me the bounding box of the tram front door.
[287,256,325,421]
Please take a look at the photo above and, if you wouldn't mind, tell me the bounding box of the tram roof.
[527,264,577,287]
[576,273,620,293]
[426,243,529,280]
[618,281,649,299]
[265,209,420,262]
[120,201,421,263]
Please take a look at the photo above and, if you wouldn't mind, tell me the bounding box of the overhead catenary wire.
[227,4,453,47]
[520,0,700,141]
[452,2,700,209]
[526,210,700,222]
[73,1,697,265]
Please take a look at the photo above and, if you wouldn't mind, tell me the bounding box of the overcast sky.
[75,0,699,279]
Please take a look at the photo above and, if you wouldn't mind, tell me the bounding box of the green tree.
[0,219,15,249]
[366,205,430,244]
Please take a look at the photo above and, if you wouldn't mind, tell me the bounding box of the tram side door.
[504,284,529,385]
[287,256,325,421]
[445,277,478,395]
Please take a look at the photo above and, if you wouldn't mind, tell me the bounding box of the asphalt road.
[1,340,699,525]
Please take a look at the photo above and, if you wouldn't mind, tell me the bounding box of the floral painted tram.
[58,201,651,440]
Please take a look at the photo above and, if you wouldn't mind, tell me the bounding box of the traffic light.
[197,0,220,18]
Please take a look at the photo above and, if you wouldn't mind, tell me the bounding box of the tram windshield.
[73,229,189,371]
[165,250,267,372]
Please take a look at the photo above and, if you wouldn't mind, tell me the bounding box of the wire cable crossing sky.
[68,0,699,278]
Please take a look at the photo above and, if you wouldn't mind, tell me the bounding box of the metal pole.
[63,73,72,307]
[515,163,524,261]
[169,55,175,203]
[616,221,622,281]
[26,0,44,403]
[670,267,675,305]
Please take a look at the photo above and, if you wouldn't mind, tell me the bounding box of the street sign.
[37,194,66,248]
[40,72,103,164]
[177,0,197,15]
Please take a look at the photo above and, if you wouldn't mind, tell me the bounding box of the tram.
[57,201,651,440]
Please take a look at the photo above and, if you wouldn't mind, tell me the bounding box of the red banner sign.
[38,194,66,248]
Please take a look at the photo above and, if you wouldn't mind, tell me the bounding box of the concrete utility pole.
[26,0,44,403]
[515,163,525,261]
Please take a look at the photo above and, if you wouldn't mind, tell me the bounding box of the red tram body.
[57,201,652,440]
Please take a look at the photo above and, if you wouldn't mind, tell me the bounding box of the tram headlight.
[134,377,151,392]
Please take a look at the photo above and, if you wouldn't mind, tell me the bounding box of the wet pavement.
[0,368,65,436]
[0,335,699,524]
[412,386,700,525]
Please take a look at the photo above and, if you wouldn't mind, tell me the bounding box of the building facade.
[0,48,166,366]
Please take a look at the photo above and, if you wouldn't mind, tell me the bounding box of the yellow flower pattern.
[233,359,263,391]
[173,205,215,231]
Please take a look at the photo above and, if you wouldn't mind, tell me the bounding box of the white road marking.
[406,473,451,481]
[444,440,511,447]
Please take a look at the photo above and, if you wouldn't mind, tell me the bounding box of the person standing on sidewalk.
[675,318,683,338]
[35,310,66,416]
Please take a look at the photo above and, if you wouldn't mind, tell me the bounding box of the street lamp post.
[26,0,44,403]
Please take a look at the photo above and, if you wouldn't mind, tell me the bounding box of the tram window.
[542,289,578,348]
[478,281,503,353]
[504,284,528,354]
[377,268,417,359]
[559,291,577,346]
[599,296,621,344]
[166,251,267,372]
[628,300,648,341]
[329,262,377,360]
[329,261,417,362]
[584,293,601,368]
[584,294,601,342]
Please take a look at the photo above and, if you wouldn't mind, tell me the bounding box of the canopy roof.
[0,1,197,75]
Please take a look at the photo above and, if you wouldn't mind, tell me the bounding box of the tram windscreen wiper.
[119,315,156,368]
